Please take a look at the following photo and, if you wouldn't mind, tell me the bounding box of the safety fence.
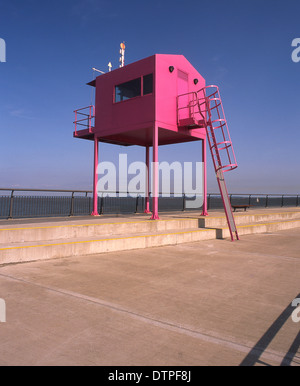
[0,188,299,219]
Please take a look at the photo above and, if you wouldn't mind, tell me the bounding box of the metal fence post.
[297,195,299,207]
[248,194,251,206]
[182,194,186,211]
[100,194,104,215]
[69,192,75,216]
[8,190,14,219]
[281,195,284,207]
[265,195,269,208]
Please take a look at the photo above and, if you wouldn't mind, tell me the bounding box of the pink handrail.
[74,105,95,136]
[177,85,238,173]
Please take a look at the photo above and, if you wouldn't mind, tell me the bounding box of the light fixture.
[194,78,199,85]
[169,66,174,73]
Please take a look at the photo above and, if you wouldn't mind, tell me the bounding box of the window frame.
[114,73,154,104]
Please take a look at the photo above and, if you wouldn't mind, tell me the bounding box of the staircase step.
[199,210,300,229]
[0,218,200,244]
[216,218,300,239]
[1,211,300,265]
[0,227,217,265]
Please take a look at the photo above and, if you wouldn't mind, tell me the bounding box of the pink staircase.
[178,85,239,241]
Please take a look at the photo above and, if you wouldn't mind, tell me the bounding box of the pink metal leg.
[151,125,160,220]
[91,136,100,216]
[201,138,208,216]
[144,146,151,214]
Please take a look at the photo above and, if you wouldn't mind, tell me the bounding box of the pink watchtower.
[74,53,240,240]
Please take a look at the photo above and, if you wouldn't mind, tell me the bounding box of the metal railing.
[74,105,95,136]
[0,188,299,219]
[206,193,299,210]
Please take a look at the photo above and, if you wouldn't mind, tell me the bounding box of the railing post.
[281,195,284,208]
[8,190,14,219]
[89,105,92,133]
[75,110,77,136]
[182,193,186,211]
[265,195,269,208]
[100,193,104,215]
[248,194,251,207]
[69,192,75,216]
[176,96,179,125]
[296,195,299,207]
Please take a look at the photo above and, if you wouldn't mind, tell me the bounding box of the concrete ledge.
[0,218,200,244]
[217,218,300,239]
[199,210,300,229]
[1,209,300,265]
[0,228,217,265]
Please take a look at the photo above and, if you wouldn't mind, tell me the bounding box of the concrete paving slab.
[0,228,299,366]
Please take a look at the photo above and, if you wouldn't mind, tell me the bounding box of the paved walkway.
[0,227,299,366]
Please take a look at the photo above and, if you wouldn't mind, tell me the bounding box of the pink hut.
[74,53,240,240]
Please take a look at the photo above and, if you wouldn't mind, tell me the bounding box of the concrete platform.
[0,228,299,366]
[0,208,300,265]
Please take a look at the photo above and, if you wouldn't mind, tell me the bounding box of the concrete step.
[1,210,300,265]
[0,218,200,244]
[0,227,217,265]
[217,217,300,239]
[199,210,300,229]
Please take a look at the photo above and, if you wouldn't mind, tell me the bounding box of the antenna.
[92,42,124,75]
[92,67,105,74]
[119,42,125,68]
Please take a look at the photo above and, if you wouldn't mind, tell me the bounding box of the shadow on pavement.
[240,293,300,366]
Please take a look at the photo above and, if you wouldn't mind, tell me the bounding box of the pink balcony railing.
[74,105,95,136]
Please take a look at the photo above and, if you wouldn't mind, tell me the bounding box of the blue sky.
[0,0,299,194]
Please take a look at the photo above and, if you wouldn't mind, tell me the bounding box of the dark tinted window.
[143,74,153,95]
[115,78,141,102]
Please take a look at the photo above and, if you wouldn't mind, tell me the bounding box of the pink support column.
[144,146,151,214]
[201,137,208,216]
[151,125,160,220]
[91,135,100,216]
